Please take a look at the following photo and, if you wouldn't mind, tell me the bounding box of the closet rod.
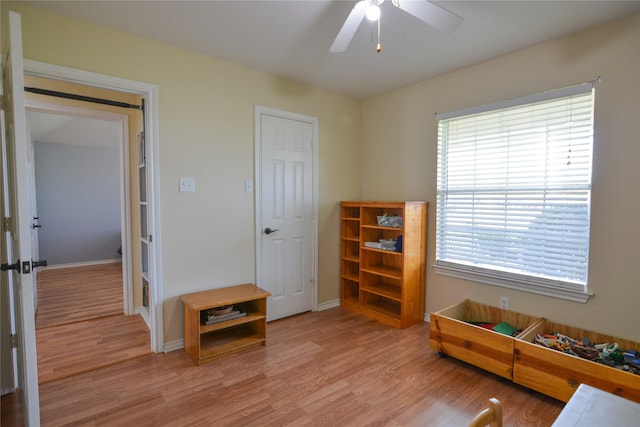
[24,86,143,110]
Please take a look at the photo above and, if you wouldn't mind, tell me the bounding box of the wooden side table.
[180,284,271,365]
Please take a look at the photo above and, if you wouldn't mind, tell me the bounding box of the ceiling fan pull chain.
[377,15,382,52]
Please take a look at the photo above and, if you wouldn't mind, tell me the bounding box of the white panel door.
[259,112,315,320]
[0,11,41,425]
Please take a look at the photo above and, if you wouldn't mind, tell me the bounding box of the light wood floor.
[36,313,151,384]
[35,263,124,329]
[3,307,564,426]
[34,263,151,384]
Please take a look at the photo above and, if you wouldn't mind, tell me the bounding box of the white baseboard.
[317,299,340,311]
[1,387,15,396]
[163,339,184,353]
[42,259,122,270]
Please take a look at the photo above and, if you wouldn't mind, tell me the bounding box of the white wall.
[361,13,640,342]
[33,141,121,265]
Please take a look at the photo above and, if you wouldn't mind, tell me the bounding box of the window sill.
[433,264,593,303]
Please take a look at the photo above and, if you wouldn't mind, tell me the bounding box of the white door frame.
[254,105,318,314]
[22,60,164,353]
[24,102,131,314]
[0,89,19,397]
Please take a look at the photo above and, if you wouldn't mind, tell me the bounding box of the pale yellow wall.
[362,13,640,341]
[6,2,362,344]
[8,1,639,346]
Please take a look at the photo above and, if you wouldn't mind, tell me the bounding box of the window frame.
[434,83,595,303]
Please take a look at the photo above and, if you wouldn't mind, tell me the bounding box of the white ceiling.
[27,111,120,148]
[24,0,640,100]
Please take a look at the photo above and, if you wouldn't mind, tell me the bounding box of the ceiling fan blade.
[330,1,367,53]
[399,0,463,33]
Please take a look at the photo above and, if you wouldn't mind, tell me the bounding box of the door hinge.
[10,334,17,348]
[148,234,152,243]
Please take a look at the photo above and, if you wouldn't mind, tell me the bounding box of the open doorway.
[26,110,125,295]
[25,69,161,377]
[28,112,123,267]
[25,100,152,382]
[26,107,126,301]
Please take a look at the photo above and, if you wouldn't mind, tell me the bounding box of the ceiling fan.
[330,0,463,53]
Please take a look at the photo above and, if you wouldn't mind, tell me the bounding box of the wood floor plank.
[2,308,565,426]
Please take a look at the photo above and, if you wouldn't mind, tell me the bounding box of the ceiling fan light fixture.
[365,4,381,22]
[330,0,462,53]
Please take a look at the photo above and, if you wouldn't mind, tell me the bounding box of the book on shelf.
[201,310,247,325]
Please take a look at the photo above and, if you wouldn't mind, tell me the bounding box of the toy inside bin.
[377,215,403,228]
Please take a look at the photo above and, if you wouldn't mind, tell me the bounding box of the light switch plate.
[179,177,195,192]
[245,179,253,193]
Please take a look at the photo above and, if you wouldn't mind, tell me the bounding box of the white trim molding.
[42,259,122,270]
[434,264,593,303]
[317,299,340,311]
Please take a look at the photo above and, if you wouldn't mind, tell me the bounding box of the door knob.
[264,227,280,235]
[32,260,48,269]
[1,260,20,272]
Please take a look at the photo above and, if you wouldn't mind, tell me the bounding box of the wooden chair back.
[468,398,502,427]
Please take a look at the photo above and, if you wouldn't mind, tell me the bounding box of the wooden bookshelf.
[340,201,428,328]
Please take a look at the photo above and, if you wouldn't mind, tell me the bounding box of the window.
[435,83,594,302]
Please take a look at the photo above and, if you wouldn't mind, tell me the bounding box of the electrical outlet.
[499,296,510,310]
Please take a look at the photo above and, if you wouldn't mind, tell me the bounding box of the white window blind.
[435,84,594,301]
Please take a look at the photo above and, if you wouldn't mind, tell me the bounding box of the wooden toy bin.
[429,300,543,380]
[514,320,640,403]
